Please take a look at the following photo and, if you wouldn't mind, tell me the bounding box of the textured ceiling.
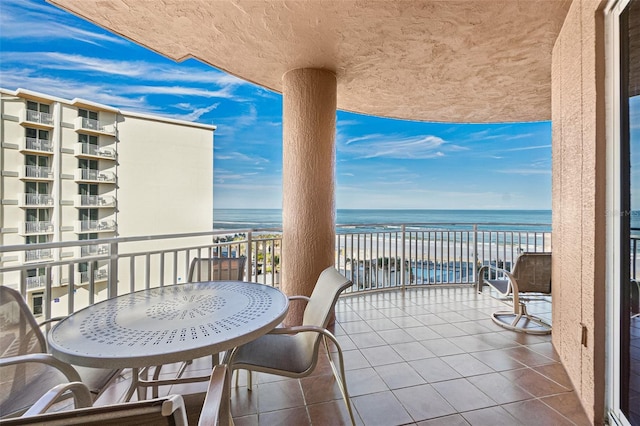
[48,0,572,123]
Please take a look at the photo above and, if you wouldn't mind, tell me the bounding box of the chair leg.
[323,336,356,425]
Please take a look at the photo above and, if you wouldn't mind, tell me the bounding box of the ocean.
[213,209,552,232]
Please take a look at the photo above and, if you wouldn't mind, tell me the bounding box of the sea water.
[213,208,552,231]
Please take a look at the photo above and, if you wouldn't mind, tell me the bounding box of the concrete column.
[281,68,337,325]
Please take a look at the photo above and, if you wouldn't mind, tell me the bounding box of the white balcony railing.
[80,244,109,257]
[24,110,54,126]
[75,169,116,183]
[23,221,54,235]
[75,143,117,160]
[76,117,116,135]
[26,275,48,290]
[21,193,54,206]
[24,248,53,263]
[75,195,116,208]
[22,137,53,153]
[21,165,53,180]
[78,269,109,284]
[75,220,116,233]
[0,223,552,317]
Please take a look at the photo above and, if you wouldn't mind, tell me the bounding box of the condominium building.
[0,88,215,313]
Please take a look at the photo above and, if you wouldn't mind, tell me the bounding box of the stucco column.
[282,68,337,325]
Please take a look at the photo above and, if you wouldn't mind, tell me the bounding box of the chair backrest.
[188,257,246,282]
[0,286,46,358]
[511,252,552,294]
[0,394,189,426]
[302,266,352,328]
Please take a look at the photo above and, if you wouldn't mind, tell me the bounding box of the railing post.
[108,241,118,298]
[473,224,478,284]
[246,231,253,281]
[401,224,406,290]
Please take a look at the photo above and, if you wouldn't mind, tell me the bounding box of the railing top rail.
[0,228,284,254]
[336,222,550,228]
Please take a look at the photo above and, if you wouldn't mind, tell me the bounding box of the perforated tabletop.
[48,281,288,369]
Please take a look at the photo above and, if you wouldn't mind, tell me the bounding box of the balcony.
[80,243,109,257]
[75,194,116,208]
[77,268,108,284]
[23,248,53,263]
[0,225,592,424]
[22,221,54,235]
[75,116,116,136]
[20,165,53,181]
[19,193,54,207]
[75,219,116,234]
[26,274,48,290]
[20,137,53,154]
[75,143,117,160]
[74,169,116,184]
[20,109,54,129]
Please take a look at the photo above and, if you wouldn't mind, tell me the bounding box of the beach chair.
[477,252,552,334]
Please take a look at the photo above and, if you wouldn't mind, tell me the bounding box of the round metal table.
[48,281,289,369]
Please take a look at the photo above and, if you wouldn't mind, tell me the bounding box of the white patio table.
[47,281,288,400]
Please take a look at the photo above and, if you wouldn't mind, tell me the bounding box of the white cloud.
[341,134,466,159]
[1,0,128,46]
[1,52,248,87]
[214,151,269,165]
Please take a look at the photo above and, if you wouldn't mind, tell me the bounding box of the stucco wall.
[551,0,607,424]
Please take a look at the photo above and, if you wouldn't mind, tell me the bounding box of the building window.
[78,158,98,170]
[78,108,98,120]
[26,128,49,140]
[32,292,43,316]
[27,101,50,114]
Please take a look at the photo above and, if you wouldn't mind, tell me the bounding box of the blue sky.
[0,0,552,210]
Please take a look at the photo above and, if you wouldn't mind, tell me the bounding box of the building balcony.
[75,194,116,208]
[0,225,594,424]
[80,243,109,257]
[74,169,116,184]
[77,268,108,284]
[20,165,53,181]
[75,117,116,136]
[19,193,54,207]
[20,109,54,129]
[75,219,116,233]
[75,143,117,160]
[20,137,53,154]
[23,248,53,263]
[22,221,54,235]
[26,274,48,290]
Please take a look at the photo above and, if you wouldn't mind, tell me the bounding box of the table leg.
[123,367,140,402]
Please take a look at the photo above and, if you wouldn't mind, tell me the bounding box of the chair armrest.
[23,382,93,416]
[198,365,229,426]
[38,317,65,327]
[0,353,82,383]
[288,295,311,303]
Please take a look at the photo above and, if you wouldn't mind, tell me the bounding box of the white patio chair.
[1,364,230,426]
[0,286,121,419]
[225,266,356,425]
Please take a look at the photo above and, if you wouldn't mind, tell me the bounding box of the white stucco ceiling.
[49,0,572,123]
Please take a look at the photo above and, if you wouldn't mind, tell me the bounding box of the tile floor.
[96,286,592,425]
